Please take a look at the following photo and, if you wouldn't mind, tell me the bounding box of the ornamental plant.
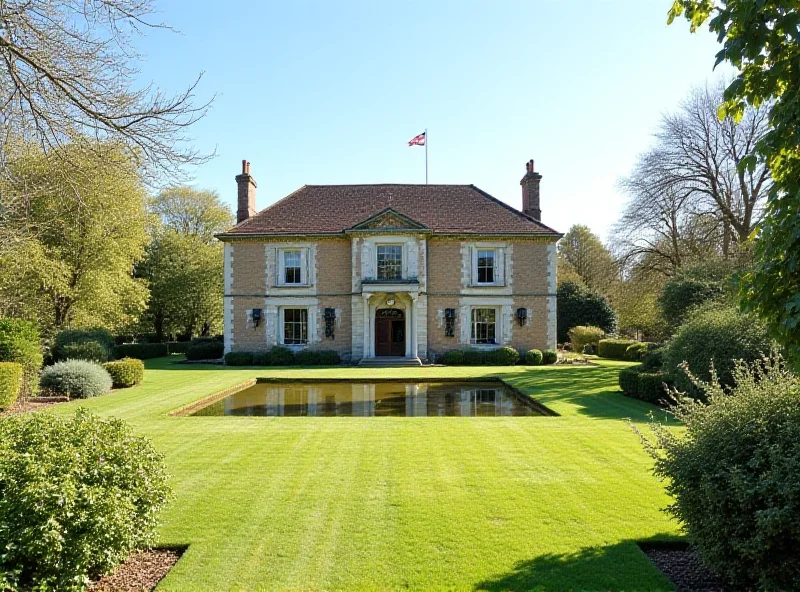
[0,318,43,397]
[0,363,23,410]
[103,358,145,388]
[40,360,112,399]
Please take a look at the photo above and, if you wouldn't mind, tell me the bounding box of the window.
[283,308,308,345]
[471,308,496,344]
[283,250,302,284]
[377,245,403,280]
[476,249,496,284]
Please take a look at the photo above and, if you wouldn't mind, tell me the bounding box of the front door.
[375,308,405,356]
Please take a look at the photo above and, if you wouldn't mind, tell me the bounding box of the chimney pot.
[520,157,542,222]
[235,160,257,224]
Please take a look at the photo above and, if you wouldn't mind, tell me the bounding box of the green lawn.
[53,358,680,591]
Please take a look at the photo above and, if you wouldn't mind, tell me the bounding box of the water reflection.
[192,381,544,417]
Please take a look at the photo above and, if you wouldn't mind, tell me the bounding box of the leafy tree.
[657,260,740,330]
[557,281,618,343]
[150,187,233,241]
[609,269,668,341]
[668,1,800,359]
[558,225,618,294]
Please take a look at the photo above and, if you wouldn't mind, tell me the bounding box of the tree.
[0,143,149,332]
[608,268,668,341]
[557,281,618,343]
[558,225,618,294]
[668,1,800,359]
[150,187,233,242]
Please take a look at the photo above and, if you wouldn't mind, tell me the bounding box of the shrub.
[39,360,112,399]
[658,262,732,330]
[568,325,605,353]
[60,340,109,363]
[166,341,189,354]
[53,327,114,362]
[491,346,520,366]
[557,281,618,343]
[0,409,170,591]
[663,304,773,397]
[224,351,254,366]
[462,349,486,366]
[103,358,145,388]
[619,366,673,404]
[641,355,800,589]
[441,350,465,365]
[295,350,320,366]
[597,338,636,360]
[641,348,664,371]
[525,349,543,365]
[624,342,649,361]
[0,363,23,410]
[317,350,341,365]
[253,350,272,365]
[112,342,169,360]
[541,349,558,365]
[0,318,43,397]
[582,343,596,355]
[618,367,640,397]
[269,346,295,366]
[185,340,224,361]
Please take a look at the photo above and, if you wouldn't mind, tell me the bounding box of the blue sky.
[137,0,730,240]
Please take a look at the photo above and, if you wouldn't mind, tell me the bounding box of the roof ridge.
[228,184,310,230]
[467,185,562,235]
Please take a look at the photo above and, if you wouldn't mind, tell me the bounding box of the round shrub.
[39,360,112,399]
[492,347,520,366]
[60,340,109,363]
[0,362,23,410]
[525,349,543,365]
[269,346,296,366]
[641,348,664,372]
[295,350,321,366]
[541,349,558,365]
[253,350,272,366]
[644,355,800,589]
[0,409,170,591]
[636,371,672,404]
[185,340,224,361]
[441,350,465,365]
[317,350,341,365]
[568,325,605,353]
[224,351,255,366]
[53,327,114,362]
[113,342,169,360]
[624,342,649,361]
[103,358,145,388]
[462,349,486,366]
[0,318,43,397]
[663,304,773,397]
[597,338,636,360]
[557,281,618,343]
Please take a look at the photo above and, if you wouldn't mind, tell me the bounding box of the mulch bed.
[640,542,726,592]
[89,548,184,592]
[0,396,70,416]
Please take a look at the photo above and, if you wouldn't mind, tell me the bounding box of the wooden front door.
[375,308,405,356]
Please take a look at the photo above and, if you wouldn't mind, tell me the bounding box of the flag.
[408,132,426,146]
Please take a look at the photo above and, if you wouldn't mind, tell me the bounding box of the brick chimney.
[520,159,542,222]
[235,160,257,224]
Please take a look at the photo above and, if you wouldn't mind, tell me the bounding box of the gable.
[349,208,428,231]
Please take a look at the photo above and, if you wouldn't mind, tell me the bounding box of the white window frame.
[281,307,309,346]
[470,246,504,287]
[470,307,498,345]
[376,243,404,281]
[277,248,309,287]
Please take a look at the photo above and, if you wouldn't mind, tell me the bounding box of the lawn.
[52,358,680,591]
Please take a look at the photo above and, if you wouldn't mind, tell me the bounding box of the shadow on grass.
[474,535,683,591]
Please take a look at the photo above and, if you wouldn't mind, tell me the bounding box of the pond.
[191,380,551,417]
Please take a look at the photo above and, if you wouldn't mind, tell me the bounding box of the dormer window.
[476,250,496,284]
[377,245,403,280]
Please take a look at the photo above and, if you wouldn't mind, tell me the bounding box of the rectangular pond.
[190,380,551,417]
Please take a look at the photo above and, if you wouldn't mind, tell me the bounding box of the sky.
[135,0,732,241]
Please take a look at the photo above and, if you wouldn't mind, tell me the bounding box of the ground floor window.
[283,308,308,345]
[471,308,496,344]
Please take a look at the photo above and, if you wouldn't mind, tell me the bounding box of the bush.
[440,350,465,365]
[619,366,673,404]
[60,340,109,363]
[541,349,558,365]
[619,367,640,396]
[642,355,800,589]
[293,350,341,366]
[0,318,43,397]
[224,351,254,366]
[658,262,732,330]
[185,340,224,361]
[462,349,486,366]
[597,338,636,360]
[103,358,145,388]
[0,363,23,410]
[582,343,596,355]
[557,281,618,343]
[491,346,520,366]
[641,348,665,371]
[166,341,189,354]
[317,350,341,365]
[53,327,114,362]
[568,325,605,353]
[0,409,170,591]
[624,342,649,361]
[525,349,543,365]
[269,346,295,366]
[663,304,773,397]
[112,342,169,360]
[253,350,272,366]
[40,360,112,399]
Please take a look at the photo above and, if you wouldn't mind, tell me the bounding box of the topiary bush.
[441,350,465,365]
[0,409,170,591]
[557,281,618,343]
[0,318,43,398]
[639,355,800,590]
[102,358,145,388]
[269,346,295,366]
[624,342,649,361]
[641,348,664,371]
[224,351,254,366]
[185,340,224,361]
[663,304,773,398]
[618,367,640,397]
[542,349,558,365]
[39,360,112,399]
[60,340,109,363]
[619,366,673,405]
[568,325,605,353]
[0,362,23,410]
[491,346,520,366]
[52,327,114,362]
[112,342,169,360]
[597,338,636,360]
[525,349,543,365]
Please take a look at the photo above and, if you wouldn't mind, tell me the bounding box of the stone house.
[216,159,561,364]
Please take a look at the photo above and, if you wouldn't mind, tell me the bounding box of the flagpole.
[425,128,428,184]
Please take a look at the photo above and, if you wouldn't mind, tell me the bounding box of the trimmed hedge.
[619,365,673,405]
[185,340,224,361]
[525,349,543,365]
[597,338,636,360]
[440,350,465,365]
[624,342,649,361]
[269,346,296,366]
[492,346,520,366]
[166,341,189,354]
[40,360,112,399]
[619,367,640,396]
[224,351,254,366]
[52,328,114,362]
[0,362,23,410]
[542,350,558,365]
[0,319,43,397]
[253,351,272,366]
[60,340,109,363]
[103,358,145,388]
[438,347,520,366]
[112,343,169,360]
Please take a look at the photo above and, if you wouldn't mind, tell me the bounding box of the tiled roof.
[220,184,560,237]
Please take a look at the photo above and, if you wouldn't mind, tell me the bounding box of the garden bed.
[89,547,184,592]
[0,395,69,416]
[639,542,725,592]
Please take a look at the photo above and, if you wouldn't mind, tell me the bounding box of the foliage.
[438,348,519,366]
[639,353,800,589]
[658,262,732,329]
[39,360,112,399]
[0,363,23,410]
[60,341,110,363]
[641,348,665,371]
[0,409,170,592]
[103,358,145,388]
[607,271,668,342]
[295,350,342,366]
[253,351,273,366]
[492,347,520,366]
[0,318,43,397]
[317,351,342,365]
[225,351,255,366]
[597,339,636,360]
[618,367,640,398]
[441,350,465,365]
[112,342,169,360]
[557,282,618,343]
[619,366,673,405]
[268,346,296,366]
[150,187,233,241]
[624,342,650,361]
[185,340,224,361]
[557,225,618,294]
[568,326,605,353]
[525,349,543,365]
[53,327,115,361]
[166,341,190,355]
[541,350,558,365]
[669,0,800,364]
[664,304,773,397]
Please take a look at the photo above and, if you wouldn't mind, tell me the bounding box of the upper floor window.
[377,245,403,280]
[283,308,308,345]
[471,308,496,344]
[278,248,307,286]
[476,249,496,284]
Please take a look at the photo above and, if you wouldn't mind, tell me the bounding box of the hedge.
[52,328,114,362]
[0,319,43,397]
[619,365,673,405]
[295,350,342,366]
[440,347,521,366]
[60,340,109,363]
[440,350,464,365]
[624,342,650,361]
[0,362,23,410]
[185,341,224,361]
[525,349,543,365]
[597,338,636,360]
[542,350,558,365]
[224,351,254,366]
[112,343,169,360]
[103,358,145,388]
[166,341,189,354]
[268,346,296,366]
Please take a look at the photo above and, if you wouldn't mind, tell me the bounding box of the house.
[216,159,561,364]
